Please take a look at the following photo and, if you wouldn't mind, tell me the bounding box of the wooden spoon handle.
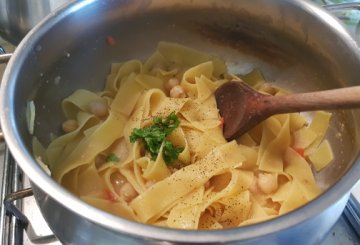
[261,86,360,115]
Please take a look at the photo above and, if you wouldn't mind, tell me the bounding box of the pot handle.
[322,2,360,42]
[0,45,12,64]
[0,47,12,142]
[323,2,360,11]
[0,53,12,64]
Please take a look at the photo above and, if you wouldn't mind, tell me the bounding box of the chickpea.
[145,180,156,189]
[110,172,127,194]
[89,100,108,117]
[164,77,180,92]
[119,182,138,202]
[62,119,78,133]
[110,172,138,202]
[110,138,128,162]
[257,173,278,194]
[94,154,106,169]
[249,176,260,194]
[170,85,186,98]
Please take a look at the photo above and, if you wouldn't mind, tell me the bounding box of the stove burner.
[0,46,5,54]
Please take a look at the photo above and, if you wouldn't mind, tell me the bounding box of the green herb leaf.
[162,140,184,164]
[106,153,120,162]
[129,112,183,164]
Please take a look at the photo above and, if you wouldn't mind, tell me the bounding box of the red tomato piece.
[294,148,305,157]
[220,117,225,129]
[106,35,116,46]
[104,189,117,202]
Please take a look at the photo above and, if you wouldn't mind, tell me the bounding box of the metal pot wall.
[0,0,70,44]
[1,0,360,244]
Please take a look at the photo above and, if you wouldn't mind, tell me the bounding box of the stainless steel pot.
[0,0,69,44]
[1,0,360,244]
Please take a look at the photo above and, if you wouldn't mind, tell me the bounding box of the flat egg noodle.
[130,141,244,223]
[257,115,290,173]
[62,89,104,119]
[52,111,126,183]
[37,42,335,230]
[46,111,100,169]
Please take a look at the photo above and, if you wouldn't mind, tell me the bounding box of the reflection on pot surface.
[0,0,69,44]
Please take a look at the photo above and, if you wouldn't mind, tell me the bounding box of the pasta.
[33,42,334,229]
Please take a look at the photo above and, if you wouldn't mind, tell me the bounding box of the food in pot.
[32,42,334,229]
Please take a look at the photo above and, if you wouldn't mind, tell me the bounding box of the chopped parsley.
[162,140,184,164]
[130,112,184,164]
[106,153,120,163]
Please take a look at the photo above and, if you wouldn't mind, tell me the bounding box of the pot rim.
[1,0,360,242]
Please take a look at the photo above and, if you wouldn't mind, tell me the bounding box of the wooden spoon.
[215,81,360,141]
